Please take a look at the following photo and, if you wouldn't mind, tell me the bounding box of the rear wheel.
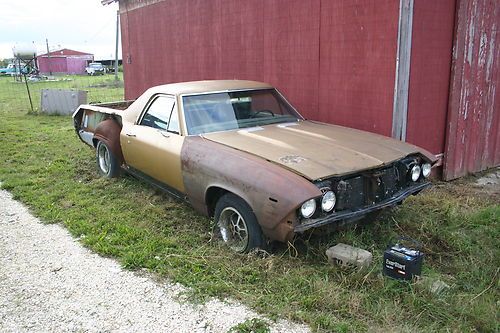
[214,194,266,253]
[96,140,120,178]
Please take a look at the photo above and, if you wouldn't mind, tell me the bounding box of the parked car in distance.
[85,62,106,75]
[73,80,436,253]
[0,63,27,76]
[0,63,16,75]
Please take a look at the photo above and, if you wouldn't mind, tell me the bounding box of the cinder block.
[325,243,372,268]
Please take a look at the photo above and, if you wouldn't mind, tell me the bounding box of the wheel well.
[205,186,229,217]
[92,137,107,148]
[92,118,124,166]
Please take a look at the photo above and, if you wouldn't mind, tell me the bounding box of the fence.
[0,71,124,113]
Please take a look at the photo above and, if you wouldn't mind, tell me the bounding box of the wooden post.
[392,0,414,141]
[114,10,120,81]
[46,38,52,75]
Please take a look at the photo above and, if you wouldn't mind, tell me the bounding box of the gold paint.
[120,123,185,192]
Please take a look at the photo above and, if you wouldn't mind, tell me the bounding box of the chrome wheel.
[97,143,111,175]
[218,207,249,252]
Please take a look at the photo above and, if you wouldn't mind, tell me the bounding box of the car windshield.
[182,89,302,135]
[90,63,102,68]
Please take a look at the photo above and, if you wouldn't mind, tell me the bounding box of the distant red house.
[37,49,94,75]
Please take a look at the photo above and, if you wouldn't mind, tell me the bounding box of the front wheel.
[214,194,266,253]
[96,140,120,178]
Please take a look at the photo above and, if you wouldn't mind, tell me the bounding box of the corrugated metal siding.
[120,0,399,136]
[444,0,499,180]
[406,0,456,155]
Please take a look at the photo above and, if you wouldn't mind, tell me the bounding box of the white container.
[12,43,37,60]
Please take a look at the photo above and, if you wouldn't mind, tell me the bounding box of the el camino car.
[73,80,436,253]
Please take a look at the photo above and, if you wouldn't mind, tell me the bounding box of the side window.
[140,96,175,130]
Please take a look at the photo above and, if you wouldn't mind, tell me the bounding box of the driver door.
[121,94,185,193]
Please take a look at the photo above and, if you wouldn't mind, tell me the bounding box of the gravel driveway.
[0,189,310,333]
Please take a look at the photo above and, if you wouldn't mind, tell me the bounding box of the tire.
[96,140,120,178]
[214,193,266,253]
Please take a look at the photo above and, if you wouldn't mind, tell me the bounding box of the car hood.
[202,121,435,180]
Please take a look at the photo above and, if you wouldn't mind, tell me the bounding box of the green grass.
[0,75,498,332]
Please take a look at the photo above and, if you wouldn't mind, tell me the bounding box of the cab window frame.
[138,94,181,135]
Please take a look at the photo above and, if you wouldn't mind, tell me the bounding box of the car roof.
[146,80,273,96]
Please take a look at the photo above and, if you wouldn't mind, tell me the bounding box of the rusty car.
[73,80,436,253]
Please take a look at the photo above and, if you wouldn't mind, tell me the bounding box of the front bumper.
[294,181,431,232]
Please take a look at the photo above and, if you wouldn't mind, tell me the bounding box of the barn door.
[444,0,499,180]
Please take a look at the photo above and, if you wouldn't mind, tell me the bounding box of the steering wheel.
[250,109,275,118]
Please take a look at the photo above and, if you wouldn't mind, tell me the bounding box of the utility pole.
[45,38,52,75]
[114,10,120,81]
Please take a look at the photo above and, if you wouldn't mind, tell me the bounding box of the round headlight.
[321,191,336,212]
[422,163,432,178]
[410,165,421,182]
[300,199,316,218]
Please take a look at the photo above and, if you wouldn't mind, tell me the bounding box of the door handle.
[125,133,136,137]
[159,130,170,138]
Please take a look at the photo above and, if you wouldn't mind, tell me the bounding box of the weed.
[229,318,270,333]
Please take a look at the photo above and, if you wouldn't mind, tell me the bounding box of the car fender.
[94,119,124,166]
[181,136,322,242]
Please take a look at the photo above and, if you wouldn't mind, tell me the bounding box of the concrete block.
[326,243,372,268]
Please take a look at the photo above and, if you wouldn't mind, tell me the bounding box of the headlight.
[410,165,421,182]
[300,199,316,218]
[321,191,336,212]
[422,163,432,178]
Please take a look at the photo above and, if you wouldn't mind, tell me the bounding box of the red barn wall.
[66,56,93,75]
[318,0,399,137]
[406,0,456,155]
[37,57,67,74]
[37,55,93,74]
[120,0,400,136]
[118,0,499,178]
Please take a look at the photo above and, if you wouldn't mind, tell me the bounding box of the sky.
[0,0,120,60]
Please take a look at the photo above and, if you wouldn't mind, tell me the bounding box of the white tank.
[12,43,37,60]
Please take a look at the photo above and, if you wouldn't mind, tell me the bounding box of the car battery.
[383,238,423,280]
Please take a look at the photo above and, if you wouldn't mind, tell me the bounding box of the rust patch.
[94,119,124,166]
[181,136,321,242]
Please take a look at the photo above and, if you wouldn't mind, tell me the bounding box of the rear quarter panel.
[73,102,133,165]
